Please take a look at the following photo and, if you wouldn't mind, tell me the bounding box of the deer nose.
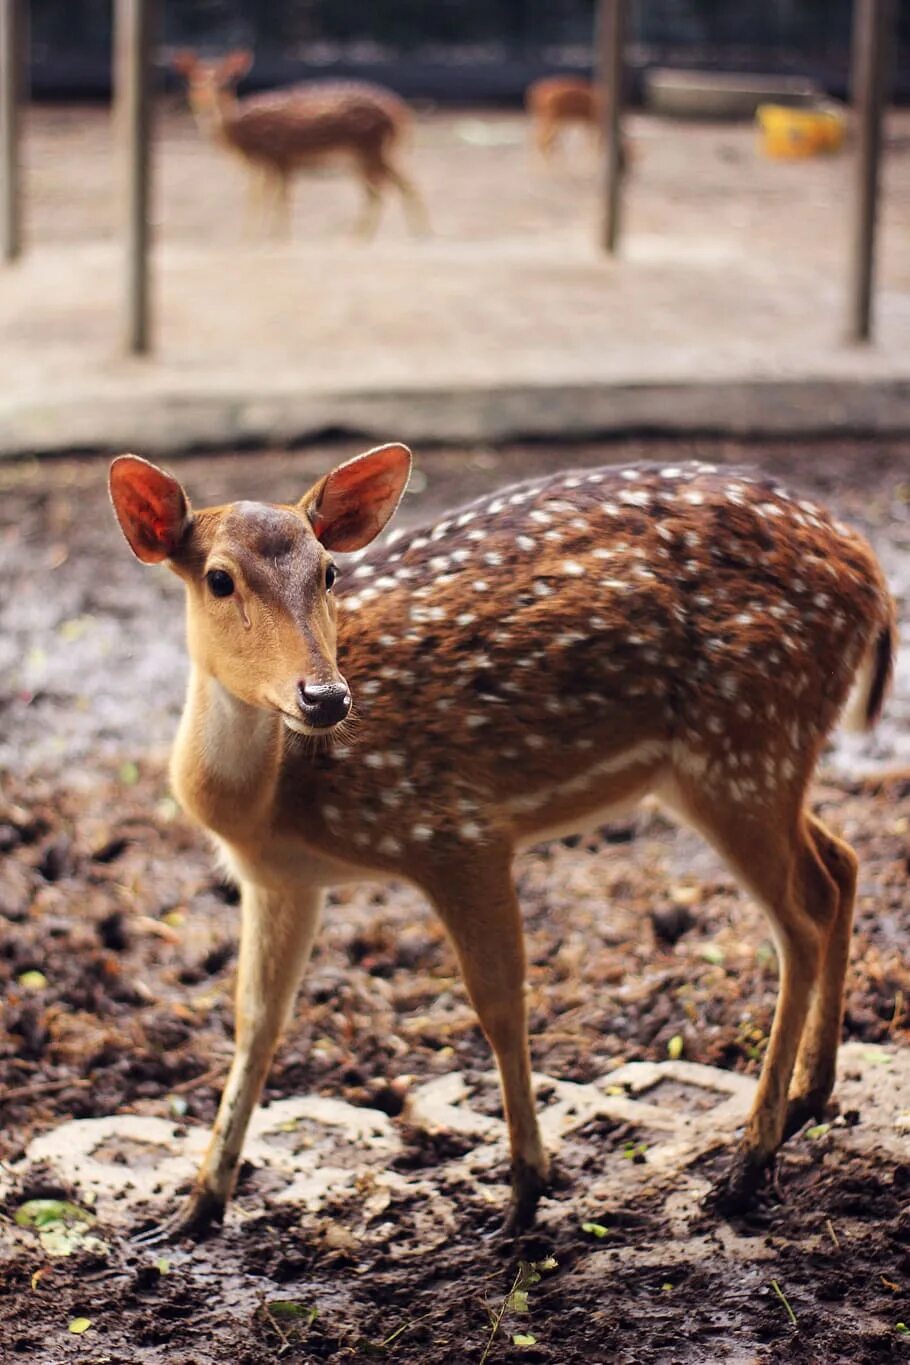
[297,680,351,729]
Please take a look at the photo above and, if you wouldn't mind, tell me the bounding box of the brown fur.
[172,51,427,237]
[110,450,896,1238]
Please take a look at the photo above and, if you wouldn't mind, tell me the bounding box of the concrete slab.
[4,378,910,460]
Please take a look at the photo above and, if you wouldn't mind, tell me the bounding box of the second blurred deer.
[172,50,428,239]
[526,74,628,171]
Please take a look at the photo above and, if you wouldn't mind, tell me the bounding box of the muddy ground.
[1,436,909,1363]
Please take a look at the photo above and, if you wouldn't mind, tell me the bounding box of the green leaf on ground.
[15,1199,108,1258]
[17,970,48,990]
[268,1301,318,1324]
[581,1222,609,1238]
[68,1318,92,1334]
[513,1332,537,1346]
[15,1200,93,1230]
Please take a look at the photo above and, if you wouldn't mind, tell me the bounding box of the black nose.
[297,680,351,729]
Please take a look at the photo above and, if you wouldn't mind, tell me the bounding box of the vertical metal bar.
[114,0,155,354]
[847,0,892,343]
[1,0,25,262]
[596,0,626,255]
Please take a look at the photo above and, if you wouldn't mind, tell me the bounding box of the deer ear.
[171,49,198,78]
[303,444,412,553]
[218,49,253,84]
[109,455,192,564]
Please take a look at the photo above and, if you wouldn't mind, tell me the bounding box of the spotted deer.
[172,50,427,238]
[109,446,895,1240]
[526,75,604,160]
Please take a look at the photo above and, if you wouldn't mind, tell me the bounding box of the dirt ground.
[1,436,909,1363]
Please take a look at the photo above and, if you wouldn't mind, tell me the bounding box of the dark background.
[23,0,910,103]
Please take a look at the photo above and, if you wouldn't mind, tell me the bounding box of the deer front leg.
[425,856,549,1235]
[165,880,322,1238]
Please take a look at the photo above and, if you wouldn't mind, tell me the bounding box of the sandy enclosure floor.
[0,437,908,1362]
[6,105,910,404]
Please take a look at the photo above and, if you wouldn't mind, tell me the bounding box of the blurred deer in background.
[526,74,628,170]
[110,448,895,1241]
[172,50,428,238]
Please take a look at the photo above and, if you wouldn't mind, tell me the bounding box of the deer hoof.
[705,1147,769,1218]
[132,1187,226,1245]
[501,1158,549,1237]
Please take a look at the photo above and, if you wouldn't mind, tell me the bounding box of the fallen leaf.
[17,970,48,990]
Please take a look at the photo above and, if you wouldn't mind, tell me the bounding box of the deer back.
[276,463,892,867]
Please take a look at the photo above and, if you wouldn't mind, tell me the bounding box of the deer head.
[109,444,411,734]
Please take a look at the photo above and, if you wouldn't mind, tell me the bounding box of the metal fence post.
[1,0,26,262]
[847,0,894,343]
[114,0,155,354]
[597,0,626,255]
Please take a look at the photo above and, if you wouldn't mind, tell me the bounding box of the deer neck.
[171,666,282,842]
[191,88,237,141]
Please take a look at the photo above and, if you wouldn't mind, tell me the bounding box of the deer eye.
[325,562,338,592]
[206,569,235,598]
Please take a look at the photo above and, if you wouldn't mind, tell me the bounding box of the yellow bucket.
[757,103,846,159]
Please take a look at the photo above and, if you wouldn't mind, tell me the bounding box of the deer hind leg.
[244,165,265,238]
[534,119,557,162]
[352,165,384,240]
[784,814,858,1138]
[424,854,548,1234]
[380,158,430,236]
[174,881,323,1236]
[263,170,291,237]
[665,777,837,1213]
